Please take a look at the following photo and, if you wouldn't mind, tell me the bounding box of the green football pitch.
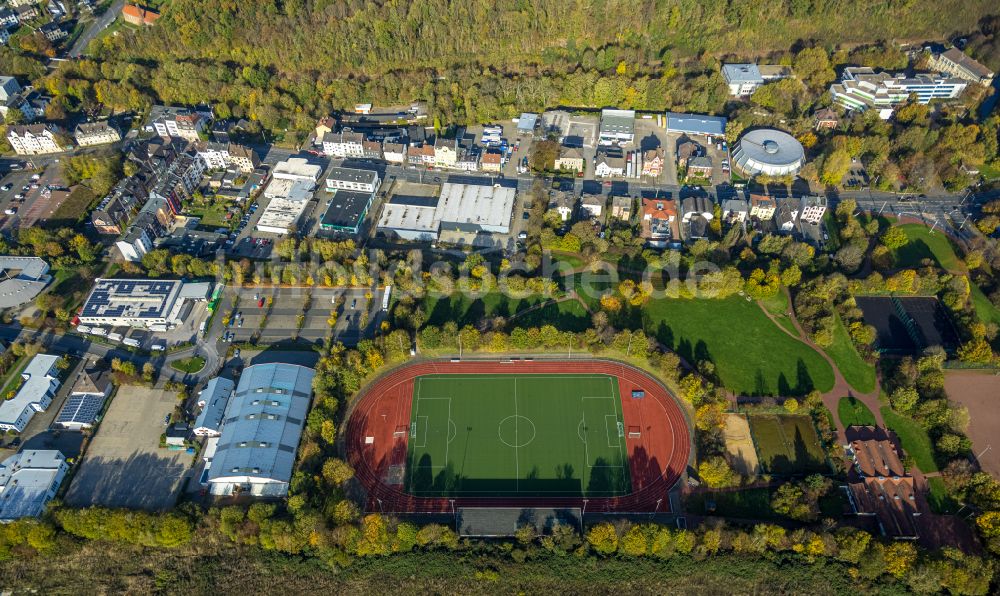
[406,374,632,497]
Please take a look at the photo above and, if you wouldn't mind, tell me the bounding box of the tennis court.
[406,374,631,497]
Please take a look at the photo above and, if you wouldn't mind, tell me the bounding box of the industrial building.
[830,67,967,118]
[0,256,51,309]
[206,363,315,497]
[0,354,61,433]
[665,112,727,138]
[598,109,635,145]
[193,377,236,437]
[732,129,804,177]
[78,278,210,330]
[0,450,69,521]
[256,157,322,234]
[320,190,375,235]
[377,182,516,240]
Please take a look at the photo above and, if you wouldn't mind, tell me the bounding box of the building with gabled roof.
[193,377,235,437]
[0,354,61,433]
[122,3,160,26]
[206,363,315,497]
[845,426,920,540]
[927,47,994,87]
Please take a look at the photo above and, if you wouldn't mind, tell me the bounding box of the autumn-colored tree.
[586,522,618,554]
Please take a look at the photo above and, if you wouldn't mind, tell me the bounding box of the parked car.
[0,183,11,191]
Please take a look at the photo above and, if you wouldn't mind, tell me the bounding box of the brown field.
[723,414,760,477]
[944,370,1000,478]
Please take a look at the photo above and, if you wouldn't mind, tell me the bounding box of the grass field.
[823,314,876,393]
[747,414,829,475]
[837,396,877,427]
[643,297,835,396]
[880,406,939,473]
[511,299,591,331]
[893,224,963,271]
[424,292,549,327]
[169,356,206,374]
[685,487,781,520]
[759,291,798,336]
[407,374,631,497]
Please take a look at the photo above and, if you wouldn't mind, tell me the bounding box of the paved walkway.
[755,287,884,441]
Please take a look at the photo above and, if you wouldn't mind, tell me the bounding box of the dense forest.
[7,0,992,140]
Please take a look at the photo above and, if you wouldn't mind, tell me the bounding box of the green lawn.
[892,224,963,271]
[407,374,630,497]
[880,406,939,473]
[759,291,798,336]
[423,292,550,327]
[0,355,29,399]
[747,414,829,475]
[837,396,877,428]
[822,314,876,393]
[512,299,591,332]
[643,296,835,396]
[684,488,781,520]
[927,477,960,514]
[970,283,1000,326]
[169,356,206,374]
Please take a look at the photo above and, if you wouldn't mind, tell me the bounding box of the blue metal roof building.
[665,112,727,137]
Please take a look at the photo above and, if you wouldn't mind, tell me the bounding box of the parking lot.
[64,385,192,511]
[219,286,384,346]
[0,161,65,232]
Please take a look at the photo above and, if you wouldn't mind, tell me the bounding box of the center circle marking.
[498,415,536,448]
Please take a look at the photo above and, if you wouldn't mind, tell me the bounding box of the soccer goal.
[628,425,642,438]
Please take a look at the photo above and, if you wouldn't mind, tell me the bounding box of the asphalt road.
[68,0,125,58]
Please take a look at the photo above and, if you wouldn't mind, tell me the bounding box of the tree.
[890,386,920,415]
[880,227,908,249]
[586,522,618,554]
[321,458,355,486]
[956,338,994,365]
[884,542,918,578]
[698,456,740,488]
[820,149,852,186]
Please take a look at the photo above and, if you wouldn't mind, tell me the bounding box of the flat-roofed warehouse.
[435,183,516,235]
[598,109,635,145]
[0,256,51,309]
[78,278,210,329]
[320,190,375,235]
[206,363,315,498]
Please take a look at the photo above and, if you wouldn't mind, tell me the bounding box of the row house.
[434,138,457,169]
[193,141,260,173]
[383,142,407,164]
[74,120,121,147]
[91,178,148,235]
[480,149,502,173]
[151,108,206,142]
[322,130,364,158]
[408,142,435,166]
[7,124,64,155]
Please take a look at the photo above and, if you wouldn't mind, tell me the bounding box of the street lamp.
[376,497,384,513]
[582,499,589,517]
[977,444,992,460]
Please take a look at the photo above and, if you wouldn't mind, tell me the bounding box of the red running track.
[345,360,692,513]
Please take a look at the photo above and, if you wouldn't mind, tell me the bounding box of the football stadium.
[346,360,691,513]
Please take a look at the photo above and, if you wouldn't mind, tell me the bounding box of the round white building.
[732,129,804,176]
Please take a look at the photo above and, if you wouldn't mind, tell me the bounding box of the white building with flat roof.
[257,178,314,235]
[0,354,61,433]
[207,363,315,497]
[435,183,516,235]
[0,450,69,521]
[271,157,322,183]
[78,278,209,329]
[377,203,439,241]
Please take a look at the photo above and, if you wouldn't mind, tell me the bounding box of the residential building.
[686,156,713,178]
[927,47,994,86]
[681,196,714,240]
[722,63,793,96]
[13,4,38,21]
[322,130,365,158]
[121,3,160,25]
[549,191,576,221]
[114,215,156,261]
[193,141,232,170]
[408,142,435,166]
[830,67,967,118]
[775,200,799,233]
[207,363,316,497]
[554,147,585,174]
[434,137,457,168]
[595,151,625,178]
[0,9,18,28]
[314,117,336,144]
[845,426,919,540]
[325,166,380,194]
[54,365,112,430]
[641,198,678,247]
[799,196,827,225]
[598,109,635,145]
[38,22,66,42]
[480,149,503,173]
[641,148,664,177]
[749,194,777,221]
[0,256,50,309]
[0,76,20,102]
[665,112,727,138]
[193,377,236,437]
[580,194,604,219]
[7,124,63,155]
[0,354,61,433]
[454,144,480,172]
[227,144,259,173]
[74,120,121,146]
[676,139,701,164]
[0,89,48,123]
[611,196,632,221]
[383,141,407,164]
[151,108,206,141]
[813,107,839,130]
[361,139,383,160]
[78,279,209,330]
[722,198,749,224]
[0,450,69,521]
